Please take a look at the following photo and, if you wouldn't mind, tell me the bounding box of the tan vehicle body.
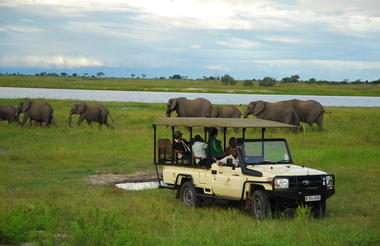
[163,163,326,200]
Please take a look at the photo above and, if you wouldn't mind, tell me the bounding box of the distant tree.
[282,75,300,83]
[370,79,380,84]
[72,73,77,77]
[96,72,105,77]
[60,72,67,77]
[259,77,276,87]
[141,74,146,78]
[243,80,253,86]
[131,74,135,78]
[308,78,316,83]
[170,74,182,79]
[221,74,236,85]
[159,76,165,80]
[83,73,89,77]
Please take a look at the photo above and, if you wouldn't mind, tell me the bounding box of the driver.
[217,148,239,166]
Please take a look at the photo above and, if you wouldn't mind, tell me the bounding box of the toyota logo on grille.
[302,180,310,185]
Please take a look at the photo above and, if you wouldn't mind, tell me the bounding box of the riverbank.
[0,98,379,245]
[1,75,380,96]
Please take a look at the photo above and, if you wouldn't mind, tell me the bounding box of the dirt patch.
[84,171,162,185]
[0,147,8,154]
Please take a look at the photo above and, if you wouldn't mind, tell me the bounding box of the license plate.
[305,195,321,202]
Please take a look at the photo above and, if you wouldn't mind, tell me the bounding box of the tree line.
[0,72,379,85]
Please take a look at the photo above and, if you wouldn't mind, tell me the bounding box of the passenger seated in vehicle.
[173,130,192,163]
[191,134,214,166]
[226,137,237,155]
[217,148,239,167]
[208,128,226,159]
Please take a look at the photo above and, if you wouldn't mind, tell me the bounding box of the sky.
[0,0,379,81]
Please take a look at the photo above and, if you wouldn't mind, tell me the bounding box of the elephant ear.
[77,103,87,114]
[170,98,177,111]
[21,101,32,112]
[253,101,266,116]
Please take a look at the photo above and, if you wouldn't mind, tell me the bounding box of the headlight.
[274,178,289,189]
[325,175,334,188]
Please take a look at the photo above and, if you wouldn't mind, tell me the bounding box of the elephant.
[166,97,212,117]
[287,99,326,130]
[210,106,241,118]
[243,100,300,126]
[68,103,114,128]
[17,101,54,127]
[0,105,19,124]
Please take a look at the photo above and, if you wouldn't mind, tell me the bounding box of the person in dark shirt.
[173,130,192,163]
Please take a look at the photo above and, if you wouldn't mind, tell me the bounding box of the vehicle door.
[210,164,244,199]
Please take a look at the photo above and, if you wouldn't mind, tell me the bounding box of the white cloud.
[0,56,104,69]
[205,65,230,72]
[254,59,380,70]
[0,25,43,34]
[258,36,302,44]
[190,44,201,49]
[217,38,260,49]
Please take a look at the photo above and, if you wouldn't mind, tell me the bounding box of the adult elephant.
[17,101,54,127]
[243,100,300,126]
[287,99,326,130]
[68,103,114,128]
[166,97,212,117]
[210,106,241,118]
[0,105,19,124]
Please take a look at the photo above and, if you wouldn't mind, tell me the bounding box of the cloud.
[217,38,260,49]
[254,59,380,70]
[0,56,104,69]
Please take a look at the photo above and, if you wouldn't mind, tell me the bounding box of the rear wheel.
[251,190,271,219]
[180,181,199,207]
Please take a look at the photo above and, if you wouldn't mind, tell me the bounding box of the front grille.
[288,175,324,189]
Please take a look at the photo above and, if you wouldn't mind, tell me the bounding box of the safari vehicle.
[152,118,335,219]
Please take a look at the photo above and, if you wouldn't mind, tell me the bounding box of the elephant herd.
[1,97,326,130]
[0,101,114,128]
[166,97,326,130]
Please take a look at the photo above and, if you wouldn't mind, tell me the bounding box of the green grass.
[0,99,379,245]
[1,75,380,96]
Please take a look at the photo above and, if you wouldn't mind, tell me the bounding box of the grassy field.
[1,75,380,96]
[0,98,379,245]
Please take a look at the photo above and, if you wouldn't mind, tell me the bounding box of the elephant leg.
[317,113,324,131]
[77,114,86,126]
[86,119,91,125]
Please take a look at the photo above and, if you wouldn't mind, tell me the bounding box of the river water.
[1,87,379,107]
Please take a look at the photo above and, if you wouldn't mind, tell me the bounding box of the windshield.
[241,139,292,165]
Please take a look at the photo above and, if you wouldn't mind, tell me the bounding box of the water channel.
[1,87,380,107]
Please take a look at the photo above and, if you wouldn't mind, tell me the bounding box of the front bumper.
[266,187,335,203]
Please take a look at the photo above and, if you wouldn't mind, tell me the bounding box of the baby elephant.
[68,103,114,128]
[210,106,241,118]
[0,105,19,124]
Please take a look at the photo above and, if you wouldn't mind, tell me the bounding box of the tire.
[180,181,199,207]
[311,199,326,218]
[251,190,271,219]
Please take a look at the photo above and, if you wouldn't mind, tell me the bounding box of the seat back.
[158,138,173,163]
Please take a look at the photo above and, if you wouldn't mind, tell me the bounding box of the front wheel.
[251,190,271,219]
[311,199,326,218]
[180,181,199,207]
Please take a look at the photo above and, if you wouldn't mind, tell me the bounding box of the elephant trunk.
[166,109,171,117]
[68,113,73,127]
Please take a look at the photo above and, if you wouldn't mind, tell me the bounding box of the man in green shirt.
[208,128,226,159]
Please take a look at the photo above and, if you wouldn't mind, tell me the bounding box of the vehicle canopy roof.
[153,117,298,129]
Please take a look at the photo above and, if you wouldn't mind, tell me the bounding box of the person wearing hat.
[173,130,192,163]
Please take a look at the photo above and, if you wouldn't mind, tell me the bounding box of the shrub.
[259,77,276,87]
[221,74,236,85]
[243,80,253,86]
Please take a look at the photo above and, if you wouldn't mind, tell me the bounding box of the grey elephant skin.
[68,103,114,128]
[244,100,300,126]
[17,101,54,127]
[166,97,212,117]
[0,105,19,124]
[210,106,241,118]
[287,99,325,130]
